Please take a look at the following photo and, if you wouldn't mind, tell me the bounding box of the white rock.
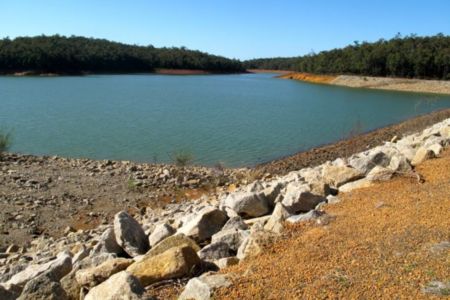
[277,182,326,214]
[7,251,72,288]
[339,178,374,193]
[411,147,435,166]
[211,229,249,252]
[220,192,270,218]
[114,211,149,257]
[149,223,175,247]
[367,166,394,181]
[286,210,323,224]
[177,206,228,242]
[264,203,291,234]
[179,273,231,300]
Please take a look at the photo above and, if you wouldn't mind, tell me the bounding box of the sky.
[1,0,449,60]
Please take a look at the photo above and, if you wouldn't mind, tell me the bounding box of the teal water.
[1,73,449,167]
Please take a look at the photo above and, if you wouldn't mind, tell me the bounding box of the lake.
[1,73,450,167]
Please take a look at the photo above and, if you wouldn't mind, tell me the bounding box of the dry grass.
[216,149,450,299]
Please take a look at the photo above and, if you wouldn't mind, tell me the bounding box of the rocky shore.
[280,72,450,95]
[0,113,449,299]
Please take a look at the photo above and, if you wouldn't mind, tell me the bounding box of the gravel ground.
[216,148,450,299]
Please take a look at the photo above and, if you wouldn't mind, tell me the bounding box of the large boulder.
[75,258,133,287]
[114,211,149,257]
[6,251,72,288]
[179,273,231,300]
[127,245,201,286]
[84,271,144,300]
[276,182,326,214]
[177,206,228,242]
[221,216,248,231]
[220,192,270,218]
[149,223,175,247]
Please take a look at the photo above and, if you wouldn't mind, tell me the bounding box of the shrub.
[172,150,194,167]
[0,129,12,157]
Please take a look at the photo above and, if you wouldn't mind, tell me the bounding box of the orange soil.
[216,149,450,299]
[280,72,337,84]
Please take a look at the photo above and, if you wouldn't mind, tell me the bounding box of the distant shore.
[279,72,450,95]
[3,69,247,77]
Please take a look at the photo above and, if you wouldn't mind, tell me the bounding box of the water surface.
[1,73,449,166]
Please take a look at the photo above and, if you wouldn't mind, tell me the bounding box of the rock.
[198,242,231,261]
[0,284,18,300]
[211,229,249,252]
[277,182,326,214]
[388,154,412,173]
[177,206,228,242]
[421,281,450,296]
[60,268,82,300]
[366,166,394,181]
[127,245,201,286]
[221,216,248,231]
[114,211,149,257]
[92,227,124,256]
[75,258,133,287]
[395,144,416,161]
[72,246,89,266]
[264,203,291,234]
[220,192,270,218]
[214,257,239,269]
[7,251,72,288]
[321,164,363,187]
[286,210,323,223]
[237,230,277,260]
[326,195,341,205]
[17,271,68,300]
[349,151,390,174]
[427,143,443,156]
[84,271,144,300]
[147,234,200,257]
[411,147,435,166]
[179,273,231,300]
[339,178,374,193]
[149,223,175,247]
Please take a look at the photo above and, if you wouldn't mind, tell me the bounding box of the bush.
[0,129,12,157]
[172,150,194,167]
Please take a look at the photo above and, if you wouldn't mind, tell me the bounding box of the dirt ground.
[216,149,450,299]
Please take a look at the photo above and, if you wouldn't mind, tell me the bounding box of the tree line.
[0,35,244,74]
[244,34,450,80]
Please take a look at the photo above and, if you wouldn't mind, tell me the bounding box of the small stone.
[286,210,323,224]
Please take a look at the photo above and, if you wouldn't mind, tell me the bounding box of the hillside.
[245,34,450,80]
[0,35,244,75]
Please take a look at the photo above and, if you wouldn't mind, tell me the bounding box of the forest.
[244,34,450,80]
[0,35,244,74]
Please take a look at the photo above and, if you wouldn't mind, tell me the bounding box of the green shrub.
[172,150,194,167]
[0,129,12,157]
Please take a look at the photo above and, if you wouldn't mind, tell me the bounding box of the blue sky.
[1,0,449,60]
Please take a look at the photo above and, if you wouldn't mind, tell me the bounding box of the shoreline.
[1,69,248,77]
[279,72,450,95]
